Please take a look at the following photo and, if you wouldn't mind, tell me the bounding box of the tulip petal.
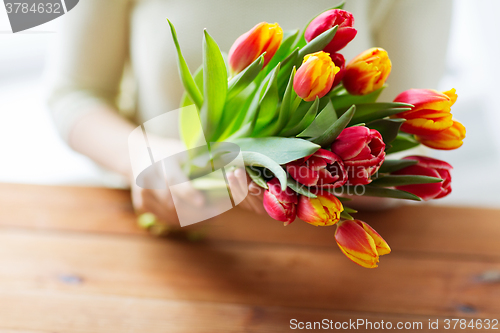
[335,220,379,268]
[415,120,466,150]
[297,192,343,226]
[359,221,391,256]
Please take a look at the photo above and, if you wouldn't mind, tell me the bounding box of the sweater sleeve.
[46,0,131,142]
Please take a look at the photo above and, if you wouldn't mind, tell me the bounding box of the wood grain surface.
[0,183,498,332]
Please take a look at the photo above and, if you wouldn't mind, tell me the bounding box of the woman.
[46,0,451,226]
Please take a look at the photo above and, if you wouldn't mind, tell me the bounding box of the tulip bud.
[286,148,347,188]
[342,48,392,95]
[330,126,386,185]
[415,120,466,150]
[394,89,457,136]
[393,156,453,200]
[305,9,357,53]
[297,191,343,226]
[263,178,298,226]
[294,51,339,101]
[330,53,345,88]
[228,22,283,74]
[335,220,391,268]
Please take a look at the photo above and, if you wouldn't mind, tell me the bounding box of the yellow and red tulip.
[335,220,391,268]
[393,156,453,201]
[342,47,392,96]
[286,148,347,188]
[330,126,386,185]
[415,120,466,150]
[305,9,357,53]
[297,191,343,226]
[293,51,339,101]
[228,22,283,74]
[263,178,298,225]
[394,88,457,136]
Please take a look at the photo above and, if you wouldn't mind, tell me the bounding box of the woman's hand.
[131,137,266,226]
[226,168,266,215]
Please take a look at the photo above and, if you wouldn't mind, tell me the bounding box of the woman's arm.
[47,0,134,176]
[46,0,265,223]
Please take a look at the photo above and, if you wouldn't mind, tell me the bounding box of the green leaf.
[277,48,299,94]
[281,97,319,137]
[297,99,337,138]
[267,67,297,136]
[232,66,280,139]
[254,64,281,136]
[378,159,418,174]
[386,133,420,154]
[179,66,204,149]
[296,26,338,67]
[310,105,355,148]
[201,30,228,141]
[245,166,268,189]
[340,211,354,220]
[242,151,287,191]
[367,118,405,144]
[370,175,443,187]
[232,137,320,165]
[287,177,317,198]
[330,85,385,110]
[343,206,358,214]
[343,102,412,125]
[342,185,422,201]
[266,29,299,74]
[218,85,258,141]
[227,55,264,100]
[167,20,203,110]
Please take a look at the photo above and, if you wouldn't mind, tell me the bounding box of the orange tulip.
[228,22,283,74]
[293,51,339,102]
[394,88,457,136]
[335,220,391,268]
[342,47,392,95]
[297,191,343,226]
[416,120,466,150]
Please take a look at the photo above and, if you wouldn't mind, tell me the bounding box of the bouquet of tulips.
[167,2,466,268]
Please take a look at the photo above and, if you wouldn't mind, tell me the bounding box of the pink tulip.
[330,126,386,185]
[286,148,347,188]
[263,178,298,225]
[393,156,452,201]
[305,9,357,53]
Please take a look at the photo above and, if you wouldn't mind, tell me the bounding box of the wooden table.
[0,183,499,332]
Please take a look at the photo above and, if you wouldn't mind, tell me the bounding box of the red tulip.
[286,148,347,188]
[330,53,345,88]
[263,178,298,225]
[330,126,386,185]
[335,219,391,268]
[228,22,283,74]
[305,9,357,53]
[297,191,343,226]
[393,156,452,201]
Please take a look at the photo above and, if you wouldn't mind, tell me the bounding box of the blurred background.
[0,0,498,206]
